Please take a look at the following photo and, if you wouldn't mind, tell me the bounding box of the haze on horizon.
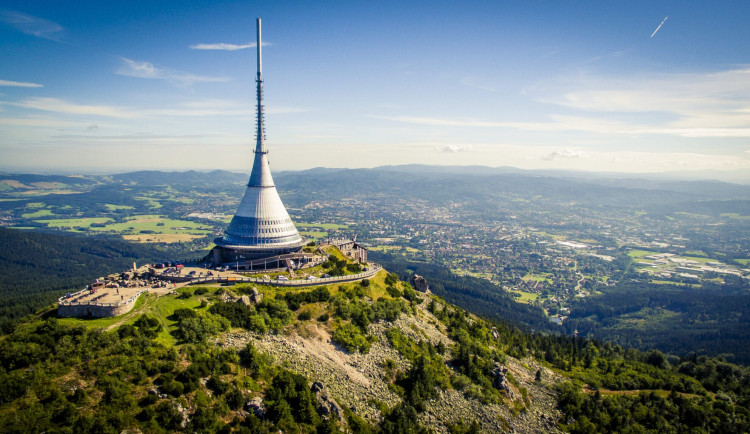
[1,1,750,179]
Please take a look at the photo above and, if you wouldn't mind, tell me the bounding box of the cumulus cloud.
[442,144,473,153]
[116,57,229,86]
[0,78,43,88]
[542,148,588,161]
[0,10,64,41]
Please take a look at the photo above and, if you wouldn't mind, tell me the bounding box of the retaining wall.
[57,290,147,318]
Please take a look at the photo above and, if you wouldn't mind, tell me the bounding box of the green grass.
[57,291,204,346]
[736,259,750,266]
[522,273,552,284]
[369,245,403,253]
[628,249,658,259]
[36,217,113,229]
[684,250,707,257]
[89,214,210,235]
[510,290,539,303]
[134,196,163,209]
[674,211,711,219]
[144,292,205,346]
[299,230,328,240]
[22,209,53,218]
[721,213,750,220]
[650,280,700,288]
[105,204,135,210]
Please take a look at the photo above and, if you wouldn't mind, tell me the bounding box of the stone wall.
[57,290,146,318]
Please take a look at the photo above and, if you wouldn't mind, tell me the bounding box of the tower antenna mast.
[255,17,266,154]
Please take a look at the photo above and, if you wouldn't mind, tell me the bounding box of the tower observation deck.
[212,18,305,263]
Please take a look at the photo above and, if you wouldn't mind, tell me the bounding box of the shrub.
[297,311,312,321]
[386,286,402,298]
[332,323,370,353]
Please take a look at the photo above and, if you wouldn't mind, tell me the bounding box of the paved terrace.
[58,285,149,307]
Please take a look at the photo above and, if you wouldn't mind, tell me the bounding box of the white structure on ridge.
[212,17,305,263]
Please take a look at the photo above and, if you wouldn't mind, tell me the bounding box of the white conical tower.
[216,18,305,260]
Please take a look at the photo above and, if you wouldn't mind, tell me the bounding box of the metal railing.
[190,266,382,287]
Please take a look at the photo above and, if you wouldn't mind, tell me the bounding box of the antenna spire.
[255,17,266,154]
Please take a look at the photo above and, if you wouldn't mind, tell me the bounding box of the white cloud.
[7,97,136,118]
[0,10,64,41]
[375,67,750,139]
[0,78,43,88]
[116,57,229,86]
[542,148,588,161]
[441,144,473,153]
[371,115,505,127]
[539,67,750,137]
[190,42,270,50]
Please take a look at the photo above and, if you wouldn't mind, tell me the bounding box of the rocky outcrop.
[311,382,347,427]
[249,287,262,303]
[412,274,431,293]
[245,396,265,418]
[220,296,564,433]
[492,363,517,400]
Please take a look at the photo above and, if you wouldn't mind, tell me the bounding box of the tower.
[213,18,305,264]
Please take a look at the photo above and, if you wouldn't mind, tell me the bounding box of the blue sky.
[2,1,750,177]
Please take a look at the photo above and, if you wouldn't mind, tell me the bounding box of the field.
[36,217,114,229]
[299,230,328,239]
[105,203,135,210]
[22,209,53,218]
[522,273,553,284]
[123,234,206,243]
[90,214,211,235]
[721,213,750,220]
[510,290,539,303]
[628,249,657,259]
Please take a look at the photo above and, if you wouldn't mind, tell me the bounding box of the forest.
[565,280,750,364]
[0,228,167,333]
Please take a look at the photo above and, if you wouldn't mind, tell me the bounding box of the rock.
[237,295,252,305]
[491,363,517,400]
[311,381,325,393]
[246,396,265,418]
[174,403,189,428]
[412,274,431,293]
[249,287,263,303]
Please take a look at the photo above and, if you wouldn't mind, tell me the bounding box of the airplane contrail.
[650,16,669,38]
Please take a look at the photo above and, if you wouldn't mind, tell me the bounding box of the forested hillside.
[372,252,559,333]
[0,228,163,333]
